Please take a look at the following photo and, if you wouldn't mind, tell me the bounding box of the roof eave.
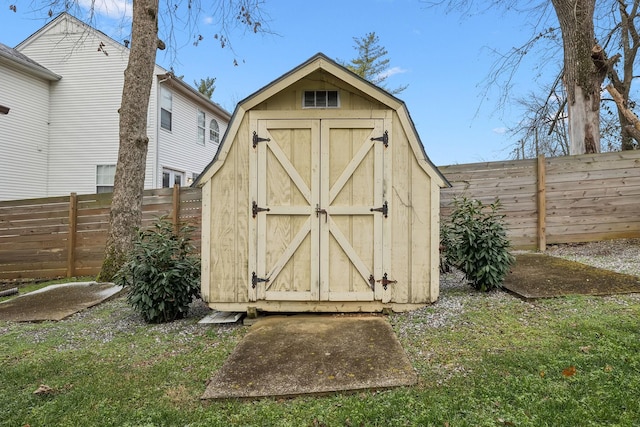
[0,51,61,81]
[158,73,231,120]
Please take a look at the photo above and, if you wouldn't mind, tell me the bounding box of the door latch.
[315,204,328,222]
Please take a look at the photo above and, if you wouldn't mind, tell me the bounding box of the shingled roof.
[0,42,61,81]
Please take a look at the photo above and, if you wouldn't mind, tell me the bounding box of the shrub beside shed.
[196,53,448,313]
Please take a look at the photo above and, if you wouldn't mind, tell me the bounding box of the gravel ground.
[546,238,640,277]
[3,239,639,344]
[392,238,640,342]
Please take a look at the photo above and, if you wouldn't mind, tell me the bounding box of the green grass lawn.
[1,277,639,427]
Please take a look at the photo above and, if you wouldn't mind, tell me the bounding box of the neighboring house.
[0,13,230,201]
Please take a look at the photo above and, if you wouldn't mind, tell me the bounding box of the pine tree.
[195,77,216,99]
[342,32,407,95]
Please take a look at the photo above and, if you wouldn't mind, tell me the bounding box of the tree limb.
[606,83,640,142]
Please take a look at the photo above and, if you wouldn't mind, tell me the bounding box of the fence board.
[0,186,201,282]
[441,150,640,251]
[2,151,639,281]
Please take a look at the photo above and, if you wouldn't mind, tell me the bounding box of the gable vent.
[303,90,339,108]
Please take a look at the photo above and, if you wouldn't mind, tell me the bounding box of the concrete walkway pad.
[503,253,640,299]
[0,282,123,322]
[201,315,417,400]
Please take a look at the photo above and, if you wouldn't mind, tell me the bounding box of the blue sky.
[0,0,553,166]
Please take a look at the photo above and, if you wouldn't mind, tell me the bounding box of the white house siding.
[156,85,227,186]
[0,63,51,201]
[17,15,160,196]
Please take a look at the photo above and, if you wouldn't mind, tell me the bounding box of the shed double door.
[250,118,389,302]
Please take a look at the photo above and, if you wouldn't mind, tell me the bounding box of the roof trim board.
[195,52,449,188]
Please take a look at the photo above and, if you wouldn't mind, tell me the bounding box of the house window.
[303,90,339,108]
[162,168,184,188]
[209,119,220,144]
[197,110,206,145]
[96,164,116,193]
[160,87,172,131]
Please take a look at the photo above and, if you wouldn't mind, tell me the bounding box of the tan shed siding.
[410,158,431,303]
[389,119,412,304]
[0,64,50,201]
[430,181,441,302]
[258,72,388,113]
[208,118,250,303]
[200,180,212,302]
[388,116,434,304]
[157,87,226,184]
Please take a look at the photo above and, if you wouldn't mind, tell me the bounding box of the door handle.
[315,204,328,223]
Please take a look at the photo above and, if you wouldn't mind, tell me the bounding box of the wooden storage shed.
[196,53,448,313]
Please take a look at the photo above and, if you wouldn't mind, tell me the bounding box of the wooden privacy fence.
[440,150,640,250]
[0,186,202,281]
[1,151,639,281]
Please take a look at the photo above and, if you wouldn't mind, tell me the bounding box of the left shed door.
[251,119,320,301]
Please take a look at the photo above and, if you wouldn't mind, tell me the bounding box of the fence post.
[67,192,78,277]
[536,155,546,252]
[172,184,180,233]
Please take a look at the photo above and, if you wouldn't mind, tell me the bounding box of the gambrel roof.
[196,52,449,188]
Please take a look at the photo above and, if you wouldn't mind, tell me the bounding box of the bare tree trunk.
[100,0,161,281]
[551,0,601,155]
[607,83,640,142]
[611,0,640,150]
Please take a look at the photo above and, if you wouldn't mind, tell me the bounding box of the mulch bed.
[503,253,640,299]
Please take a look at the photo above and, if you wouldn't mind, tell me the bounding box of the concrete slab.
[503,253,640,299]
[0,282,123,322]
[198,311,244,324]
[201,315,417,400]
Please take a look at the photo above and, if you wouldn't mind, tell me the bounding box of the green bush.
[114,218,201,323]
[441,196,514,291]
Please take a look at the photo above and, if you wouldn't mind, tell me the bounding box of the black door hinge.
[251,272,270,289]
[370,130,389,147]
[370,201,388,218]
[252,201,270,218]
[377,273,397,290]
[253,131,270,148]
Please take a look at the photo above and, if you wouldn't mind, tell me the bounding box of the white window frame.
[162,168,184,188]
[160,87,173,131]
[197,110,206,145]
[209,118,220,144]
[96,164,116,193]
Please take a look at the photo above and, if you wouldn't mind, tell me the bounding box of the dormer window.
[303,90,339,108]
